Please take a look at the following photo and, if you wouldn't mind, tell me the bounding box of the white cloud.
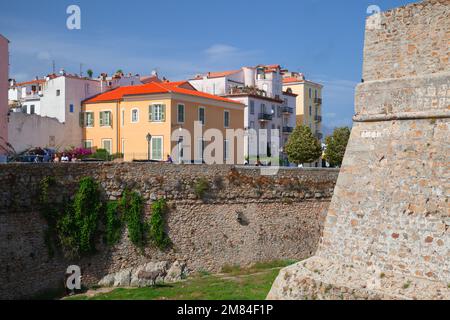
[203,43,261,64]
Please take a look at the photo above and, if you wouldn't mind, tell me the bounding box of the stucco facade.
[282,74,323,140]
[82,82,245,164]
[0,35,8,155]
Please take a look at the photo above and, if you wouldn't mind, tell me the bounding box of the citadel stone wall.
[0,163,338,299]
[269,0,449,300]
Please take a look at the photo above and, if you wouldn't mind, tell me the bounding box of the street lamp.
[146,133,152,161]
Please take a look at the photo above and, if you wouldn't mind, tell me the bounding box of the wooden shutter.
[161,104,166,121]
[79,112,85,127]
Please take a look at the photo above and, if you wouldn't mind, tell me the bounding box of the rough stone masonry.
[0,163,338,299]
[268,0,449,300]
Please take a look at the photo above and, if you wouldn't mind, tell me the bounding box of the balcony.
[258,113,273,122]
[315,132,323,140]
[314,98,322,105]
[282,126,294,134]
[314,115,322,122]
[281,107,293,114]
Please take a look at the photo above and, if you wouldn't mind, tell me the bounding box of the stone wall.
[363,0,449,81]
[0,163,338,299]
[269,0,449,300]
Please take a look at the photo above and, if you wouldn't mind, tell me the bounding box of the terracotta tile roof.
[83,81,243,105]
[282,77,304,84]
[15,79,46,86]
[192,70,241,80]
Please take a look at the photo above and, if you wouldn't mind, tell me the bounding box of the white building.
[7,70,143,152]
[189,65,297,164]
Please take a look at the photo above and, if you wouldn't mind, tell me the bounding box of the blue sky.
[0,0,416,131]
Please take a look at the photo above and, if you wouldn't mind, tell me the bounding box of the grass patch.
[67,260,296,301]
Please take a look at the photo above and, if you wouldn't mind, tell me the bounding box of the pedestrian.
[166,154,173,164]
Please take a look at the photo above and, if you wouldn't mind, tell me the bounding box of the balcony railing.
[258,113,273,121]
[314,98,322,105]
[314,115,322,122]
[281,107,293,114]
[282,126,294,134]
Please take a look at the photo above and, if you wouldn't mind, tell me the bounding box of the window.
[177,104,185,123]
[100,111,112,127]
[69,104,74,113]
[309,88,312,98]
[261,104,266,114]
[250,121,255,129]
[315,106,318,116]
[56,90,61,96]
[30,105,35,114]
[102,139,112,154]
[198,107,205,125]
[249,100,255,115]
[151,136,163,160]
[224,140,230,162]
[315,89,318,98]
[309,106,312,117]
[121,109,125,126]
[224,111,230,128]
[131,108,139,123]
[197,138,205,162]
[83,140,92,149]
[149,104,165,122]
[85,112,94,127]
[277,106,281,118]
[178,137,184,162]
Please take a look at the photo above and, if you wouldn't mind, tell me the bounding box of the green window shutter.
[99,112,104,126]
[108,112,112,126]
[90,112,94,127]
[149,105,153,122]
[161,104,166,121]
[79,112,85,127]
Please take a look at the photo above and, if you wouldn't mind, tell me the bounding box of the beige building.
[282,72,323,140]
[82,81,245,164]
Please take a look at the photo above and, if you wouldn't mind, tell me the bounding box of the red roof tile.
[15,79,46,86]
[83,81,243,105]
[283,77,304,84]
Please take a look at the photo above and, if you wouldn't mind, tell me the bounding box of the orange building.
[81,81,245,163]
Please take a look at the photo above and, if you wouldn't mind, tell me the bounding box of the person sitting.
[166,154,173,164]
[61,153,70,162]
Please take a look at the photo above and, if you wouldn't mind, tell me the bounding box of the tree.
[87,69,94,78]
[324,127,351,167]
[284,125,322,165]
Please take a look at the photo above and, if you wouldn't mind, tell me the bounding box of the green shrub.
[89,148,110,161]
[194,178,210,199]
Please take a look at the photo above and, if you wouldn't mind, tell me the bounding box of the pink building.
[0,34,8,155]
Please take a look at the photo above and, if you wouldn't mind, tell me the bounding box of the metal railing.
[258,113,273,121]
[281,107,293,114]
[282,126,294,133]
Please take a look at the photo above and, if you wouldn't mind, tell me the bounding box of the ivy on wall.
[149,198,171,249]
[39,177,171,259]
